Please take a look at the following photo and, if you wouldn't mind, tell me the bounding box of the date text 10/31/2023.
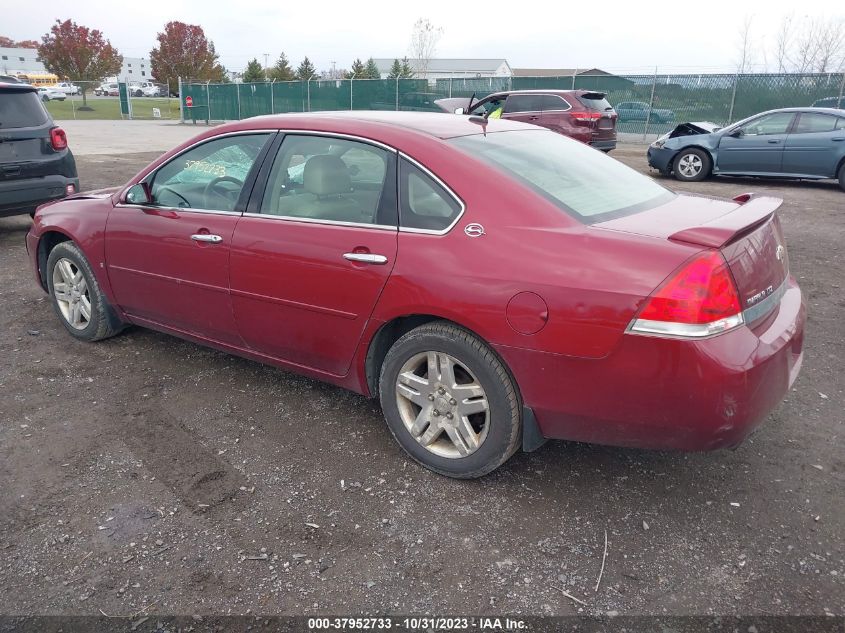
[307,617,527,630]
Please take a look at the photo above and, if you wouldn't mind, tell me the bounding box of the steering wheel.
[203,176,244,204]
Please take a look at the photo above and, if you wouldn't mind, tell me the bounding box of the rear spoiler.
[668,195,782,248]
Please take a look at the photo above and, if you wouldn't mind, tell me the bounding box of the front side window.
[399,158,462,232]
[740,112,794,136]
[260,135,395,225]
[149,134,270,211]
[450,129,672,222]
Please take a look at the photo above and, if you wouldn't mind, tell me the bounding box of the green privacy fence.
[181,73,845,135]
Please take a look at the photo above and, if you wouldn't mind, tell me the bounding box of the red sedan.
[26,112,805,478]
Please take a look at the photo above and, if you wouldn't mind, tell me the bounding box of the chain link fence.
[37,80,180,120]
[180,72,845,135]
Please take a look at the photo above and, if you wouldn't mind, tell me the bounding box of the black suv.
[1,82,79,217]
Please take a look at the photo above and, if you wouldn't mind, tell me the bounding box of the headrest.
[303,155,351,196]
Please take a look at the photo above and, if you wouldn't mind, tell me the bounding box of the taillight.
[570,111,602,123]
[50,127,67,150]
[628,251,743,338]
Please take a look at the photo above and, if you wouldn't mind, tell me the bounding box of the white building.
[119,56,154,81]
[372,58,512,82]
[0,46,45,75]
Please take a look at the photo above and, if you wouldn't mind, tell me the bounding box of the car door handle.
[343,252,388,264]
[191,234,223,243]
[832,137,845,142]
[767,139,781,144]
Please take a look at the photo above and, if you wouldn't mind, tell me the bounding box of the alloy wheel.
[678,153,703,178]
[394,351,490,458]
[52,258,91,330]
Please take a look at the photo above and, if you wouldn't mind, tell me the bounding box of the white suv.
[53,82,80,95]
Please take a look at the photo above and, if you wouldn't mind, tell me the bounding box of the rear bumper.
[647,146,676,172]
[497,277,806,451]
[0,175,79,217]
[590,139,617,151]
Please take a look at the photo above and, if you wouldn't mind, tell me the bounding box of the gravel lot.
[0,136,842,618]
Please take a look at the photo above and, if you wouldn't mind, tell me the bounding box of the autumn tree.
[365,57,380,79]
[150,21,226,96]
[37,19,122,107]
[267,52,295,81]
[0,36,38,48]
[348,58,366,78]
[243,58,265,82]
[296,56,317,80]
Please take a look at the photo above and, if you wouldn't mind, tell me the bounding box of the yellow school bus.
[14,72,59,87]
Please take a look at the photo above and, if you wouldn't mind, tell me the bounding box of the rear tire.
[378,321,522,478]
[673,148,712,182]
[838,163,845,192]
[46,241,124,342]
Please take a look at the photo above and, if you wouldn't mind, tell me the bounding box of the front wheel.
[46,241,124,341]
[673,148,712,182]
[379,322,522,478]
[838,163,845,192]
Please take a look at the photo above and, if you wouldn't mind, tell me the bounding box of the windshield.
[449,130,673,222]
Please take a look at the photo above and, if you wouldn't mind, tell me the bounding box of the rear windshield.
[578,93,613,111]
[0,90,48,128]
[449,130,673,222]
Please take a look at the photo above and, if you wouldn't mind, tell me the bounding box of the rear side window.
[795,113,837,133]
[0,90,48,128]
[504,94,541,113]
[578,93,613,111]
[450,130,673,222]
[399,158,462,232]
[837,118,845,130]
[536,95,570,111]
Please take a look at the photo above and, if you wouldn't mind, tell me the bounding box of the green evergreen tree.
[296,56,317,80]
[267,52,295,81]
[386,58,403,80]
[365,57,381,79]
[400,57,414,78]
[349,58,366,78]
[243,57,265,82]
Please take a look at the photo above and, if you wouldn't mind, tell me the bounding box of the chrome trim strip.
[273,129,397,153]
[628,313,744,339]
[240,212,397,231]
[397,151,466,236]
[742,277,789,324]
[229,287,358,320]
[115,203,243,217]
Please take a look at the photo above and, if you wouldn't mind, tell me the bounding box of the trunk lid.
[597,194,789,323]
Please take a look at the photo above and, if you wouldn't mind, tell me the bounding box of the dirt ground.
[0,143,842,619]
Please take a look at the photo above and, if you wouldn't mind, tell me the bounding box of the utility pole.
[263,53,269,73]
[331,61,337,79]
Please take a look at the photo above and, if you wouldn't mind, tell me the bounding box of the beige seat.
[275,155,369,223]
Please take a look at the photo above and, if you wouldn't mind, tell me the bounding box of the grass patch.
[44,97,181,120]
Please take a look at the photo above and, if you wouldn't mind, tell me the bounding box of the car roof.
[240,110,539,140]
[0,82,37,93]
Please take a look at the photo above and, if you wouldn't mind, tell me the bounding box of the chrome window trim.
[241,212,397,231]
[121,129,279,213]
[114,203,243,216]
[273,129,397,153]
[397,152,466,236]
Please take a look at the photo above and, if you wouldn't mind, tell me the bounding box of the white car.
[37,87,66,101]
[140,82,162,97]
[53,82,80,95]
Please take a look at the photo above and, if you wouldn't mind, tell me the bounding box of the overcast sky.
[4,0,843,74]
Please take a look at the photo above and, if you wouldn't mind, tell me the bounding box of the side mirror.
[729,128,744,138]
[454,107,464,115]
[125,183,151,205]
